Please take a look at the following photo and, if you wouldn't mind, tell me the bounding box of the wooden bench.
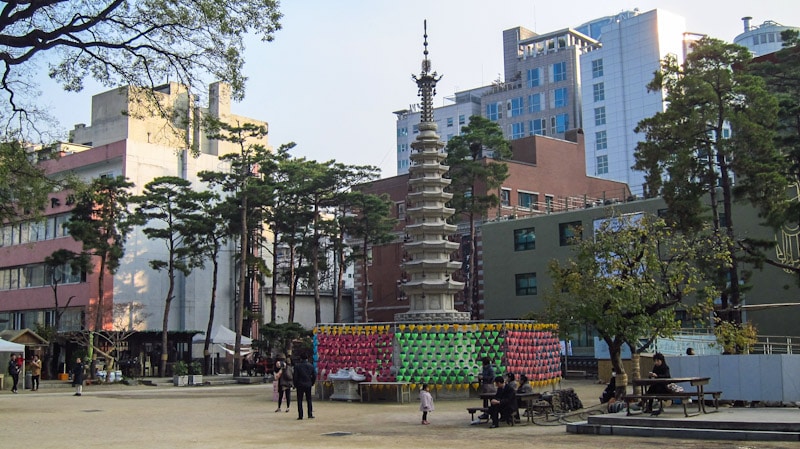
[467,406,518,426]
[624,391,721,417]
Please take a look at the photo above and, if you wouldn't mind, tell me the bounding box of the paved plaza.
[1,378,798,449]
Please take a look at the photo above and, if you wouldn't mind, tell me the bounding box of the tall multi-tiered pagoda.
[395,22,470,323]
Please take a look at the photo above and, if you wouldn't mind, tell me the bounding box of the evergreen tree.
[634,37,782,321]
[131,176,204,377]
[445,115,511,318]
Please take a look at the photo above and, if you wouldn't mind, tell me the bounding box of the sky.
[36,0,800,179]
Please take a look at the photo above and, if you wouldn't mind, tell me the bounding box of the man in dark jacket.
[72,357,84,396]
[293,353,316,420]
[487,375,516,428]
[7,353,21,393]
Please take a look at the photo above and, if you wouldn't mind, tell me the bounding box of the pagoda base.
[394,311,471,322]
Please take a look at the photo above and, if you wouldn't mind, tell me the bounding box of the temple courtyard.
[2,378,799,448]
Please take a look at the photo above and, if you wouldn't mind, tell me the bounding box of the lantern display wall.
[314,322,561,390]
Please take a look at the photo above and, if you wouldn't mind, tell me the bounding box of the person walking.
[293,353,316,420]
[7,353,20,393]
[72,357,85,396]
[274,357,293,413]
[419,383,434,425]
[29,355,42,391]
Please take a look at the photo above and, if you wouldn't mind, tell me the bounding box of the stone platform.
[568,405,800,441]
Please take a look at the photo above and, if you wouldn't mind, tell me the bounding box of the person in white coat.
[419,383,434,425]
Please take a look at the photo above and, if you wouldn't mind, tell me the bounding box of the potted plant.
[188,361,203,386]
[172,361,189,386]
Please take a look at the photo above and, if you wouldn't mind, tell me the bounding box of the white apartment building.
[580,9,689,198]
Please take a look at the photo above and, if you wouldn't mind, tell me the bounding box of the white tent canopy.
[0,337,25,353]
[192,326,253,356]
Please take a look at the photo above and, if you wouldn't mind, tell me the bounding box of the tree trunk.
[312,203,321,324]
[234,193,248,377]
[271,238,278,323]
[160,266,175,378]
[362,235,369,323]
[203,257,219,375]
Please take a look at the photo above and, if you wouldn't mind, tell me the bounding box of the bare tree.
[0,0,282,136]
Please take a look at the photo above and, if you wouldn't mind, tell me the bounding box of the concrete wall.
[669,354,800,402]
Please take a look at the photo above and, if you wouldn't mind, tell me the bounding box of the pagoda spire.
[412,20,442,124]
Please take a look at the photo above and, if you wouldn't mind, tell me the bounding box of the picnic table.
[627,377,720,416]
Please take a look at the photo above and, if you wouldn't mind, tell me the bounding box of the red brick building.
[354,130,631,322]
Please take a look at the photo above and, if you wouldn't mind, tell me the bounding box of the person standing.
[72,357,84,396]
[275,358,293,413]
[29,355,42,391]
[419,383,434,425]
[7,353,20,393]
[293,353,316,420]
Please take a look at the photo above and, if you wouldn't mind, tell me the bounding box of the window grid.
[559,221,582,246]
[595,130,607,150]
[592,59,604,78]
[593,83,605,102]
[509,97,524,117]
[528,93,542,113]
[594,106,606,126]
[527,68,541,88]
[515,273,538,295]
[514,228,536,251]
[529,119,546,136]
[554,87,568,108]
[511,122,525,139]
[552,62,567,82]
[596,155,609,175]
[500,189,511,207]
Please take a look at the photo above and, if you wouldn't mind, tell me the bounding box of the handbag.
[666,383,684,393]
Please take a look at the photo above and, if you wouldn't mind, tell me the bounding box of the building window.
[500,188,511,207]
[552,61,567,82]
[396,202,406,220]
[594,106,606,126]
[509,97,524,117]
[595,130,607,150]
[413,124,419,134]
[545,195,554,212]
[459,114,466,125]
[514,228,536,251]
[510,122,525,139]
[515,272,537,295]
[528,93,542,113]
[559,221,582,246]
[593,82,605,102]
[447,117,454,127]
[596,155,608,175]
[487,103,501,121]
[529,119,546,136]
[518,191,534,209]
[592,58,604,78]
[554,87,568,108]
[527,68,541,87]
[555,113,569,133]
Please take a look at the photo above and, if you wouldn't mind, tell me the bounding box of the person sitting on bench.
[487,376,516,428]
[644,352,671,413]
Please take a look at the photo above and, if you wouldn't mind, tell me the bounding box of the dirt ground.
[1,379,796,449]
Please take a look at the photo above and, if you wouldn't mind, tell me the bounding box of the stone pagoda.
[395,22,470,323]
